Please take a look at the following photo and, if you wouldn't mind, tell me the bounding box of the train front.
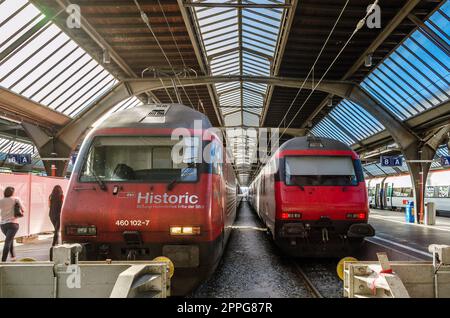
[274,137,375,257]
[61,104,225,295]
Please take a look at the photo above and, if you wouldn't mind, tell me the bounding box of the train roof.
[278,136,353,152]
[97,104,213,130]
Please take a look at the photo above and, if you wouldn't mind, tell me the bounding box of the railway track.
[291,261,324,298]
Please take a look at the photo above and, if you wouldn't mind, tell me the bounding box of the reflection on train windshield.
[285,156,358,186]
[80,136,199,183]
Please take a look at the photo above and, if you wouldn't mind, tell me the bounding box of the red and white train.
[367,169,450,217]
[248,136,374,257]
[61,104,238,295]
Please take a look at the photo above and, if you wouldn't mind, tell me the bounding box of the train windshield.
[79,136,200,183]
[285,156,359,186]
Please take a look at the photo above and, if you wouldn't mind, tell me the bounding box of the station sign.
[6,154,32,165]
[441,156,450,166]
[380,156,403,167]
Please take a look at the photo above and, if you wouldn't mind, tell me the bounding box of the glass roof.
[311,100,385,145]
[0,0,119,118]
[312,1,449,146]
[0,136,36,156]
[191,0,288,182]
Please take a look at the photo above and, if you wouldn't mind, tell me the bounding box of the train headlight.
[66,225,97,236]
[346,213,366,220]
[170,226,201,236]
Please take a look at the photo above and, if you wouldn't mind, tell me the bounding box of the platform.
[368,209,450,260]
[0,234,52,262]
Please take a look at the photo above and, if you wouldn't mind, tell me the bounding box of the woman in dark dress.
[49,185,64,247]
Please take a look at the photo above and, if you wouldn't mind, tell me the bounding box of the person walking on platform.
[49,185,64,247]
[0,187,24,262]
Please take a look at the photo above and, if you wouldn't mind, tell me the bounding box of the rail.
[291,261,324,298]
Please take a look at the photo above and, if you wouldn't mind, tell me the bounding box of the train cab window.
[152,147,172,169]
[285,156,358,186]
[79,136,199,183]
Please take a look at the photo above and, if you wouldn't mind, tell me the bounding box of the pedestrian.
[49,185,64,247]
[0,187,24,262]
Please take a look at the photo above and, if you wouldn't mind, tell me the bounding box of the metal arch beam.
[125,76,356,97]
[0,87,70,128]
[346,85,418,151]
[50,75,418,181]
[55,75,418,151]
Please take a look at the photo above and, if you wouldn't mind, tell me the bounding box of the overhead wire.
[275,0,350,130]
[281,1,380,138]
[156,0,205,113]
[253,0,379,180]
[133,0,195,108]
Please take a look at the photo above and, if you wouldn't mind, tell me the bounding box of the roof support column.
[405,124,450,223]
[349,82,450,222]
[21,82,133,176]
[345,85,430,221]
[21,122,71,177]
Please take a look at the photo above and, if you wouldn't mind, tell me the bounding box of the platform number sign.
[441,156,450,167]
[381,156,403,167]
[6,154,31,165]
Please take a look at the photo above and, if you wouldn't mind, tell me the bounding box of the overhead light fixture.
[103,49,111,64]
[327,96,333,107]
[365,53,373,67]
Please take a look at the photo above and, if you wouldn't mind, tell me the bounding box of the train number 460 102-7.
[115,220,150,227]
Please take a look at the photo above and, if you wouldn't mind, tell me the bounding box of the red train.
[248,136,374,257]
[61,104,238,295]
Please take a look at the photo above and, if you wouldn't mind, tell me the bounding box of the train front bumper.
[278,220,375,239]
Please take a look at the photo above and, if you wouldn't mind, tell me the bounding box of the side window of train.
[210,141,223,175]
[393,188,403,197]
[438,186,450,198]
[426,186,436,198]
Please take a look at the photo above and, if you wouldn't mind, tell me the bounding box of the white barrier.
[0,173,69,239]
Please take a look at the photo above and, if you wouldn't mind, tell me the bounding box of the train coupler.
[321,228,329,242]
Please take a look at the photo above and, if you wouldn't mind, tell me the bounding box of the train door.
[375,183,381,208]
[383,182,390,209]
[385,182,393,210]
[375,177,388,209]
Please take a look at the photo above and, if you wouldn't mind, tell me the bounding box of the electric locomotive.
[61,104,238,294]
[248,136,375,257]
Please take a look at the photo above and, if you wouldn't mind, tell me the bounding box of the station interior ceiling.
[0,0,449,185]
